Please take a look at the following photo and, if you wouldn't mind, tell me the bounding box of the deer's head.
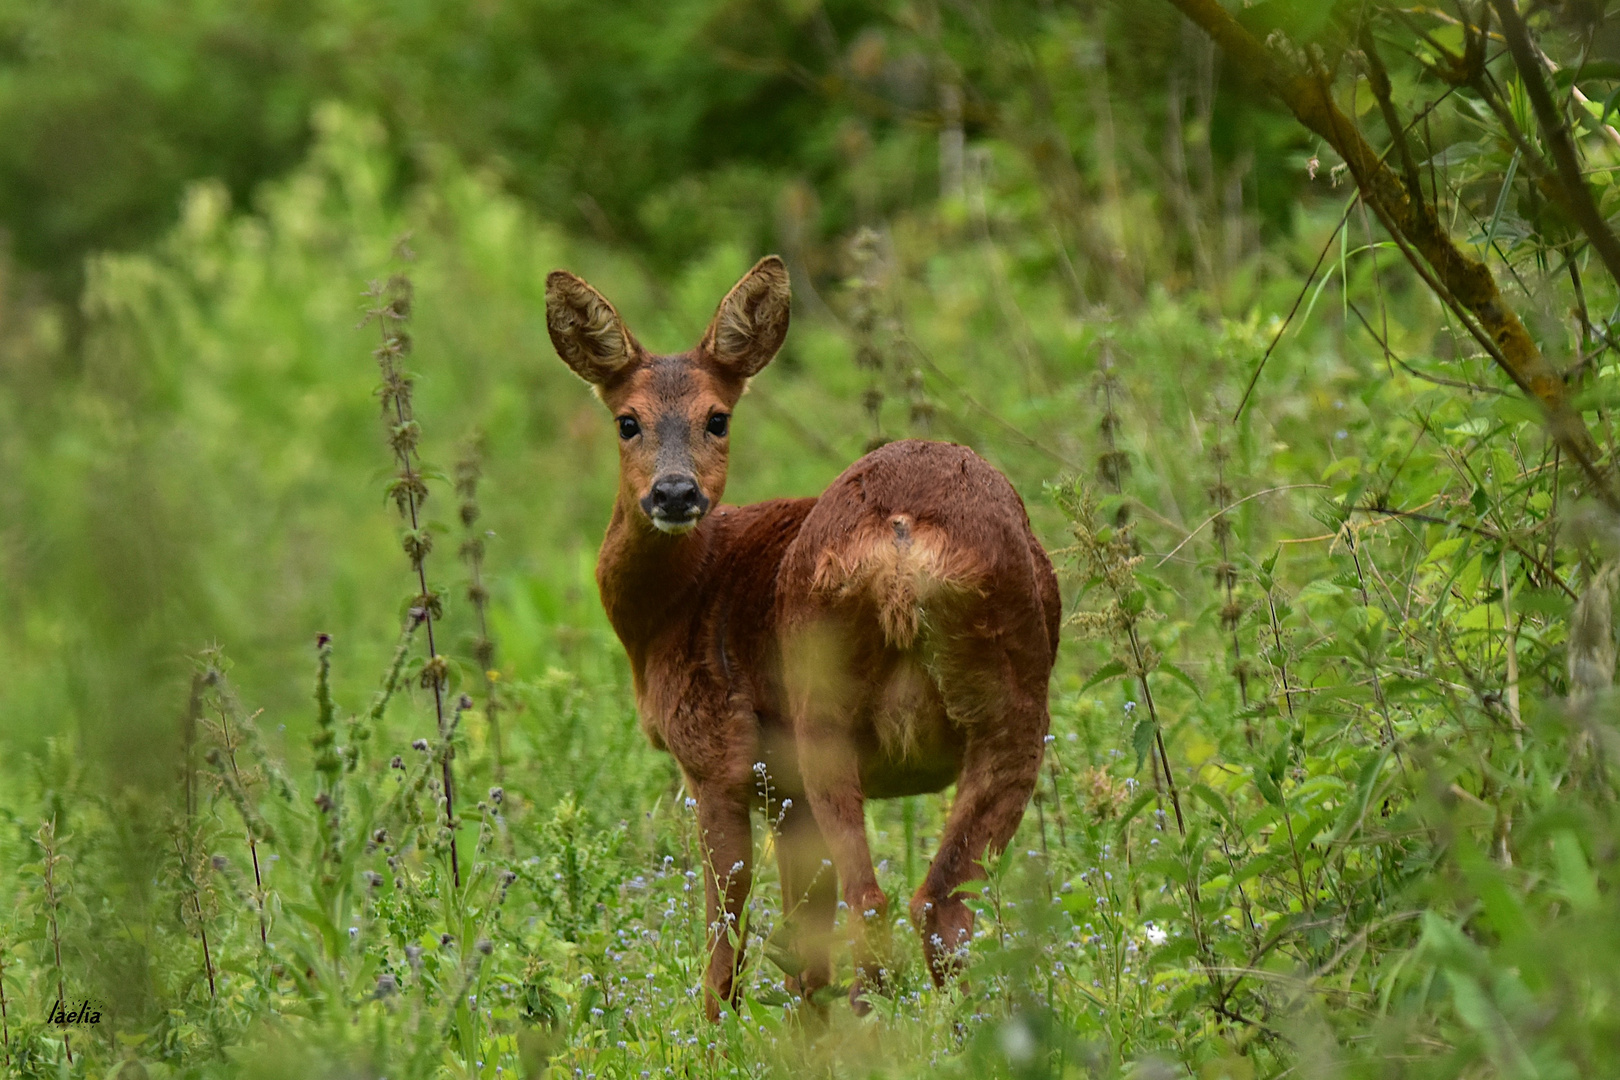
[545,256,790,534]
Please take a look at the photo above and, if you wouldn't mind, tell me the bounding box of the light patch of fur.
[810,515,985,756]
[873,657,937,759]
[812,515,984,649]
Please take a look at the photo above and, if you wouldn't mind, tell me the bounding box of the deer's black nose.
[645,474,708,523]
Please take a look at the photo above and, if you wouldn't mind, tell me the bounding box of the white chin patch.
[651,515,700,535]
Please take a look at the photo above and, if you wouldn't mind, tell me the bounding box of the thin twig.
[1154,486,1327,567]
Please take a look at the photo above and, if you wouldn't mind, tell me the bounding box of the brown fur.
[545,257,1060,1020]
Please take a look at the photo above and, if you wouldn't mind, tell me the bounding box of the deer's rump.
[775,439,1060,797]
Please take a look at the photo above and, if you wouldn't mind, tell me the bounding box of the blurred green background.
[13,2,1620,1077]
[0,0,1315,784]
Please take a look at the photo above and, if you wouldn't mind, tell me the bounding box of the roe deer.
[545,256,1059,1018]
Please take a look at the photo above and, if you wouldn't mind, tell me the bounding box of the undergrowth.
[6,5,1620,1078]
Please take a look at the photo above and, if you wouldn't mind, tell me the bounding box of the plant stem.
[1047,758,1069,850]
[39,823,71,1064]
[1346,530,1404,766]
[218,702,269,948]
[372,277,460,888]
[0,941,12,1069]
[1128,625,1186,836]
[184,672,203,820]
[174,834,217,999]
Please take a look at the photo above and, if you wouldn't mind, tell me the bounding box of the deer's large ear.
[546,270,636,385]
[702,255,790,380]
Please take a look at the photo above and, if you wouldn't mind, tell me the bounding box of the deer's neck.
[596,499,716,663]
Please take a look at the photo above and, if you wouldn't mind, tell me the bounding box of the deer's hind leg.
[773,799,837,1012]
[785,618,893,1014]
[911,652,1049,986]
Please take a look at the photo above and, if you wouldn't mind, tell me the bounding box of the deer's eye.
[706,413,730,438]
[617,416,641,440]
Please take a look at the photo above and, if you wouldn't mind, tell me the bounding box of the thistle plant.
[1055,480,1186,834]
[196,651,279,948]
[1094,349,1130,514]
[848,227,890,451]
[363,264,461,888]
[311,632,344,881]
[182,671,204,821]
[455,434,503,784]
[1207,428,1254,745]
[171,824,219,999]
[350,613,423,773]
[35,821,71,1065]
[0,939,10,1071]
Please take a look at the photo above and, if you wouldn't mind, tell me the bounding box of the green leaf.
[1484,149,1519,255]
[1191,782,1236,829]
[1253,769,1282,808]
[1152,936,1200,963]
[1557,60,1620,87]
[1117,789,1158,832]
[1157,662,1202,698]
[1552,831,1599,911]
[1132,716,1157,772]
[1603,83,1620,127]
[1326,748,1390,848]
[1080,660,1128,693]
[1456,840,1529,945]
[1421,536,1469,567]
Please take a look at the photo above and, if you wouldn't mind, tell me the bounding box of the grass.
[3,90,1620,1079]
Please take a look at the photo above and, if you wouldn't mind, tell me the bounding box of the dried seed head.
[401,528,433,564]
[419,655,449,690]
[1097,450,1131,488]
[1220,600,1244,630]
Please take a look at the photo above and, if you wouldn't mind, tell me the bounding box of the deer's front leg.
[693,781,754,1021]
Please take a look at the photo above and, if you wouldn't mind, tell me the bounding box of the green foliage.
[8,2,1620,1077]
